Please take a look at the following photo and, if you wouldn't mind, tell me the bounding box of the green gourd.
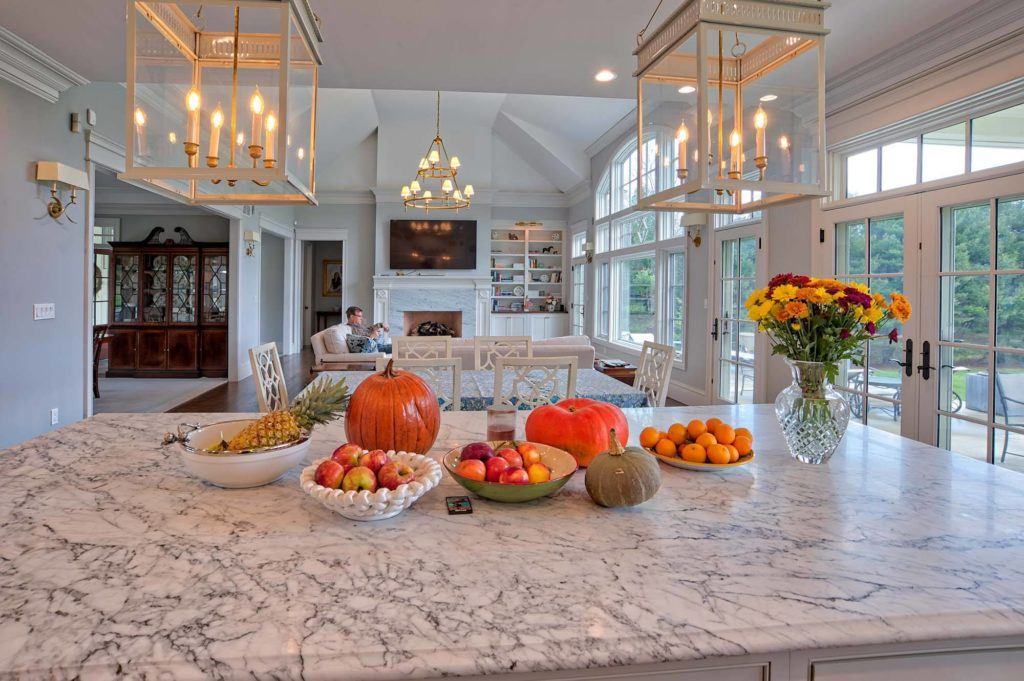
[585,428,661,508]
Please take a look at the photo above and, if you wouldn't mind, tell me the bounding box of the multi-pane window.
[717,236,757,404]
[614,212,656,248]
[595,176,612,220]
[595,224,610,253]
[615,255,656,346]
[571,263,586,336]
[842,102,1024,198]
[665,251,685,357]
[597,262,610,339]
[571,231,587,258]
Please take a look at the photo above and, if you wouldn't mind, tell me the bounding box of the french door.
[712,223,764,405]
[825,172,1024,468]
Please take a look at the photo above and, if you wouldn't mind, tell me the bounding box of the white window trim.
[610,250,657,350]
[660,245,687,369]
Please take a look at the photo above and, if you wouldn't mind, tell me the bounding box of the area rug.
[93,377,227,414]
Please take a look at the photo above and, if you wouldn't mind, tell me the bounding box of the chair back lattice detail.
[376,357,463,411]
[392,335,453,360]
[249,342,288,412]
[494,356,578,409]
[473,336,532,370]
[634,341,674,407]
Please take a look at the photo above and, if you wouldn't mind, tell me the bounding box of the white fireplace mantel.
[372,275,491,338]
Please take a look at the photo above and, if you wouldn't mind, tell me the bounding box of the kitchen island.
[2,405,1024,680]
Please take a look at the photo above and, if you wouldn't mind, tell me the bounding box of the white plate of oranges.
[639,418,755,471]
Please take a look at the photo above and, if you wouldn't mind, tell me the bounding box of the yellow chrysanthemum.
[791,322,802,331]
[745,288,767,310]
[849,281,870,294]
[859,305,885,324]
[772,284,799,302]
[889,292,912,322]
[811,278,846,290]
[751,300,774,321]
[796,286,832,305]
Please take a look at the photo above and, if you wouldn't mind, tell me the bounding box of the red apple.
[485,456,509,482]
[460,442,495,462]
[359,449,389,474]
[517,442,542,467]
[526,462,551,483]
[314,460,345,489]
[454,459,487,481]
[342,466,378,492]
[331,442,363,467]
[496,447,524,469]
[499,467,530,485]
[378,460,416,490]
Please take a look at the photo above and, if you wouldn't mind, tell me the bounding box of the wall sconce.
[35,161,89,223]
[583,241,595,264]
[680,214,706,248]
[243,230,261,257]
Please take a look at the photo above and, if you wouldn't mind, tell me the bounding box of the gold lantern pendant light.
[401,91,474,211]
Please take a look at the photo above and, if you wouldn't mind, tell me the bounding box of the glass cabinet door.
[171,254,197,323]
[143,254,169,322]
[203,254,228,323]
[113,254,139,322]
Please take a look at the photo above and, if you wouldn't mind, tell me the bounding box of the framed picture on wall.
[322,260,343,297]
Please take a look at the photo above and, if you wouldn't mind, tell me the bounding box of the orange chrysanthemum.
[889,292,912,322]
[784,301,810,319]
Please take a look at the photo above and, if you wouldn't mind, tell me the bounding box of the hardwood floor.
[170,348,317,413]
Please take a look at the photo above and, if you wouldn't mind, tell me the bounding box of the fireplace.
[403,311,463,337]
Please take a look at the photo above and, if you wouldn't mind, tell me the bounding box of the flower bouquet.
[745,273,911,463]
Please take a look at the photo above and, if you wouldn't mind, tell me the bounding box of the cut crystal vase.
[774,360,851,464]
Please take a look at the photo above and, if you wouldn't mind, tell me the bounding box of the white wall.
[99,213,229,243]
[260,232,285,348]
[294,202,376,318]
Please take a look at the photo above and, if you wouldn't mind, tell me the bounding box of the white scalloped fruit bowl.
[300,451,442,521]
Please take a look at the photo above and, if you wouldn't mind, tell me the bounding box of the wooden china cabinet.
[106,227,229,377]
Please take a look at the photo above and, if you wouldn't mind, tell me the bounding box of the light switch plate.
[50,408,59,425]
[33,303,55,320]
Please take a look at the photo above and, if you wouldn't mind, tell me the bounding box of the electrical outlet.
[50,408,59,425]
[33,303,55,320]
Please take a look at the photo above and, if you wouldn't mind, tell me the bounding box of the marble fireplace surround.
[372,275,491,339]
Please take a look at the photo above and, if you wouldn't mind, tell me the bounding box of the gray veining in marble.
[388,287,478,337]
[2,405,1024,679]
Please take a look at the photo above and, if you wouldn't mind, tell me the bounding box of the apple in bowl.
[444,440,577,503]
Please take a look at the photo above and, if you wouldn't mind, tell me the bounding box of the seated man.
[344,306,392,355]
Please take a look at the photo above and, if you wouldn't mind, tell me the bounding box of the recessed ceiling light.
[759,94,778,102]
[594,69,617,83]
[678,85,696,94]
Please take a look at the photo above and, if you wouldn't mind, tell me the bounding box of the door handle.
[711,318,719,341]
[917,340,936,380]
[893,338,913,377]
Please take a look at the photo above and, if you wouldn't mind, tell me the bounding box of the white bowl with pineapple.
[171,378,349,489]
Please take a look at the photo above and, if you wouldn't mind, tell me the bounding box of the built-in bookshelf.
[489,221,566,313]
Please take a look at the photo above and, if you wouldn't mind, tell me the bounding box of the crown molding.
[0,27,88,103]
[491,190,570,209]
[317,190,376,205]
[826,0,1024,117]
[565,180,592,207]
[258,213,295,238]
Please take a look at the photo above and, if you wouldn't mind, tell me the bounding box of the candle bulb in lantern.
[249,88,264,154]
[780,134,792,181]
[729,129,742,179]
[208,105,224,164]
[133,107,147,157]
[264,111,277,164]
[185,87,201,146]
[676,122,689,180]
[753,105,768,179]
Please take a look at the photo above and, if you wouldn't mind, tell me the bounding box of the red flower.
[866,321,877,335]
[842,287,874,308]
[839,329,851,339]
[768,273,811,288]
[888,328,899,344]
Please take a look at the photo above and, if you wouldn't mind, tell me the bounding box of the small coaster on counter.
[446,496,473,515]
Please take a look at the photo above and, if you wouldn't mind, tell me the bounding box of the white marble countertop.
[2,405,1024,679]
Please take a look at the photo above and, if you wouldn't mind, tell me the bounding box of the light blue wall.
[260,232,285,349]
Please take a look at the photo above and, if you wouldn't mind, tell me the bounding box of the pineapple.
[225,378,349,451]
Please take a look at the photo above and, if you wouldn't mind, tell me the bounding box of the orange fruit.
[695,432,718,449]
[707,444,731,465]
[681,443,707,463]
[734,427,753,442]
[655,438,678,457]
[713,424,736,445]
[705,417,724,432]
[686,419,707,440]
[725,444,740,462]
[733,435,753,456]
[667,423,688,445]
[639,427,661,449]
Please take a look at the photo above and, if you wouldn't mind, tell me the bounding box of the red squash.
[525,398,628,468]
[345,360,441,454]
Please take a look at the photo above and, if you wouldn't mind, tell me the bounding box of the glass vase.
[774,359,851,464]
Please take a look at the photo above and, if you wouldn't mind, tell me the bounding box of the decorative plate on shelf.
[551,231,561,241]
[513,285,525,296]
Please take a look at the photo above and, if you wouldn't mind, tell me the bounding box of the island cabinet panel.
[107,329,137,371]
[810,647,1024,681]
[137,330,167,369]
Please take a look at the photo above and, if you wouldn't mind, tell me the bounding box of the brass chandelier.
[401,91,474,211]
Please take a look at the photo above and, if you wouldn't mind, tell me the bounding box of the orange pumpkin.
[524,398,628,467]
[345,360,441,454]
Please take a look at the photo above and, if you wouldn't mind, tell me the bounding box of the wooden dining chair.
[634,341,674,407]
[392,335,453,360]
[473,336,532,370]
[377,356,462,411]
[494,356,577,409]
[92,325,111,399]
[249,342,288,412]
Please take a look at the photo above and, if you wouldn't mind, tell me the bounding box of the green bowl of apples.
[443,441,578,503]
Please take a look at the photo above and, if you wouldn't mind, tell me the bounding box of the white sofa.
[450,335,595,369]
[310,324,386,369]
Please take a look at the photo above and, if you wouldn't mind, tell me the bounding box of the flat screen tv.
[389,220,477,270]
